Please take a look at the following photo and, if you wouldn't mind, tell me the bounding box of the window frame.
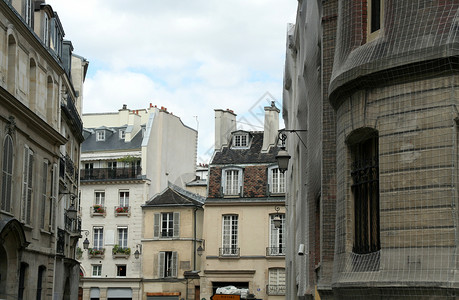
[93,227,104,250]
[1,134,13,213]
[119,190,129,207]
[154,212,180,238]
[269,214,285,255]
[268,166,285,194]
[268,268,286,295]
[349,132,380,256]
[94,191,105,206]
[21,145,34,224]
[40,160,49,229]
[221,215,239,256]
[116,265,127,277]
[96,130,105,141]
[158,251,177,278]
[92,265,102,277]
[367,0,384,42]
[222,167,243,196]
[232,133,249,148]
[117,227,128,248]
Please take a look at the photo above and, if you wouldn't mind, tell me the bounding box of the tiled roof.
[211,132,280,165]
[81,126,144,152]
[144,183,205,207]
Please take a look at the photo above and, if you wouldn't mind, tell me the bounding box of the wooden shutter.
[171,252,178,278]
[154,213,160,238]
[158,252,165,278]
[173,212,180,238]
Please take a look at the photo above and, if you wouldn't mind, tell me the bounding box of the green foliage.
[112,244,131,255]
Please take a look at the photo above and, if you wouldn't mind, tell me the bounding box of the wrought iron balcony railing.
[266,246,286,256]
[114,206,130,216]
[64,212,81,233]
[80,167,142,181]
[219,247,240,257]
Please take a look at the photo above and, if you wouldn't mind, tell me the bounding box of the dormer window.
[232,133,249,148]
[96,130,105,141]
[43,13,50,47]
[119,130,125,139]
[24,0,33,26]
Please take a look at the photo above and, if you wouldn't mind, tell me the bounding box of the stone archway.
[0,218,29,299]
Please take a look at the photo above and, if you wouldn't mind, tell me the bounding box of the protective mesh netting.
[330,1,459,298]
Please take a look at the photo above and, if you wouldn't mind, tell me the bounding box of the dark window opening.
[351,134,380,255]
[370,0,381,33]
[117,265,126,277]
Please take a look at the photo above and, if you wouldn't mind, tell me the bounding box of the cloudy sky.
[49,0,298,163]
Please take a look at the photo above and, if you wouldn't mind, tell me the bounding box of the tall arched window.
[46,76,54,123]
[29,59,37,110]
[1,135,13,212]
[349,129,380,255]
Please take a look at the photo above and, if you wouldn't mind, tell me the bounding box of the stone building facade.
[0,0,87,299]
[283,0,459,299]
[200,104,286,300]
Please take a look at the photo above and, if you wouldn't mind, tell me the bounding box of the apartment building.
[78,104,197,300]
[200,103,286,300]
[0,0,87,299]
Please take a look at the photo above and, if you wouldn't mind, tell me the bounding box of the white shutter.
[154,213,160,238]
[173,212,180,238]
[171,252,178,278]
[158,252,165,278]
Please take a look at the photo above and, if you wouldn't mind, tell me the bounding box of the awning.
[107,288,132,298]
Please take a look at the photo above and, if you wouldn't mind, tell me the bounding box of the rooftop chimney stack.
[262,101,280,152]
[214,109,237,151]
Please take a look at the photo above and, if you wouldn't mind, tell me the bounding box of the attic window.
[96,130,105,141]
[232,133,249,148]
[119,130,125,139]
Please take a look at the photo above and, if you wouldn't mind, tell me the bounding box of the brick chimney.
[262,101,280,152]
[214,109,237,151]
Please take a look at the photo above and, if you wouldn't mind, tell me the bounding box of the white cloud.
[49,0,297,163]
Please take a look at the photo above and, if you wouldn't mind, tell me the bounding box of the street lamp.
[197,245,204,257]
[275,129,307,173]
[134,244,142,259]
[81,230,90,250]
[272,206,282,229]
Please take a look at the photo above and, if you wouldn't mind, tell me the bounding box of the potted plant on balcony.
[115,206,129,213]
[93,204,105,214]
[88,248,105,258]
[112,245,131,258]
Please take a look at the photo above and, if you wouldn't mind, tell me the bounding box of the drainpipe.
[193,207,197,270]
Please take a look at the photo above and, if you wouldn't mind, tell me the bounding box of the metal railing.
[64,212,81,233]
[219,247,240,257]
[80,166,142,181]
[266,246,286,256]
[267,285,286,295]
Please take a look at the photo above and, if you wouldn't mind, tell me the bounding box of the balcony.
[61,95,83,136]
[112,245,131,258]
[266,246,286,256]
[114,206,130,217]
[64,212,81,234]
[80,166,142,181]
[267,285,285,296]
[90,205,106,217]
[219,247,240,258]
[88,248,105,259]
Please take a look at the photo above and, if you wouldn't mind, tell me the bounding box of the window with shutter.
[1,135,13,212]
[40,161,48,229]
[22,146,33,224]
[154,213,160,238]
[173,212,180,237]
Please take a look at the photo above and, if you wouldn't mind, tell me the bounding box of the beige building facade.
[142,184,204,300]
[200,105,286,300]
[0,0,87,299]
[78,105,198,300]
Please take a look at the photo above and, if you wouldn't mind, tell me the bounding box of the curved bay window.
[350,131,380,255]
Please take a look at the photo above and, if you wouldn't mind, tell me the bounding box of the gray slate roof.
[81,126,144,152]
[211,131,280,165]
[144,183,205,207]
